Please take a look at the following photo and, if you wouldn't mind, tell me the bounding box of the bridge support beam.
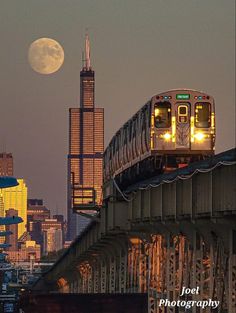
[34,160,236,313]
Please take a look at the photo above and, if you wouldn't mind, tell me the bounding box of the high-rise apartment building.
[67,35,104,240]
[1,179,27,238]
[0,152,13,176]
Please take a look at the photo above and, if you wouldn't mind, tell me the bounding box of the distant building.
[1,179,27,238]
[5,209,18,251]
[7,240,41,262]
[67,34,104,240]
[28,199,43,206]
[27,199,50,251]
[43,228,63,254]
[27,199,50,222]
[53,214,64,223]
[18,231,31,245]
[41,218,64,255]
[0,152,13,176]
[41,218,62,232]
[28,221,43,247]
[53,214,66,242]
[0,158,18,241]
[0,196,5,244]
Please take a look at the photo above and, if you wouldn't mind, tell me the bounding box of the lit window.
[154,102,171,128]
[195,102,211,128]
[177,105,188,123]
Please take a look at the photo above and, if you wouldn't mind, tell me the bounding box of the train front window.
[195,102,211,128]
[178,105,188,123]
[154,102,171,128]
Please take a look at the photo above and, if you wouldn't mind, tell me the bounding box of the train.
[104,89,215,186]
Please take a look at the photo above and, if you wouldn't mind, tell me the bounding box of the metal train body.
[104,89,215,185]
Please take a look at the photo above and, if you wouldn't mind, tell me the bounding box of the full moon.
[28,38,64,74]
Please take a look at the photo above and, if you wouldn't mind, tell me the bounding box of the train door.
[176,103,190,149]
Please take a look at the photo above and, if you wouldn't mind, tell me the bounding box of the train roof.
[156,88,210,93]
[151,88,214,99]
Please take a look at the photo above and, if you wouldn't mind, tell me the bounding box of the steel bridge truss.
[59,232,233,313]
[36,161,236,313]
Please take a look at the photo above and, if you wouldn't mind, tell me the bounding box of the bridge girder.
[34,162,236,312]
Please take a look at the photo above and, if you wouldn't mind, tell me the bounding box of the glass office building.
[1,179,27,238]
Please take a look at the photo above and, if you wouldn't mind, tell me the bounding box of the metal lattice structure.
[34,151,236,313]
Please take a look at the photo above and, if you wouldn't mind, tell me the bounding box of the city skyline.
[0,0,235,215]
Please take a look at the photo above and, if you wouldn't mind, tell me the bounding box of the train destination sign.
[176,94,190,100]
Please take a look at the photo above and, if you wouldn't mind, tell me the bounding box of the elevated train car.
[104,89,215,186]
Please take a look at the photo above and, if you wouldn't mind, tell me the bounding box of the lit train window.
[195,102,211,128]
[178,105,188,123]
[148,103,152,127]
[179,106,187,115]
[154,101,171,128]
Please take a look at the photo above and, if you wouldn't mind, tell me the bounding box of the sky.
[0,0,235,217]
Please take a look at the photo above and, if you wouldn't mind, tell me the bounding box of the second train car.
[104,89,215,185]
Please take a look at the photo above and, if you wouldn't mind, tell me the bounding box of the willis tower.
[67,35,104,240]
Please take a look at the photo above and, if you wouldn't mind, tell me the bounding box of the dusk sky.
[0,0,235,216]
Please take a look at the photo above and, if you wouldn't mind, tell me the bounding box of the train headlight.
[194,132,205,141]
[163,132,171,141]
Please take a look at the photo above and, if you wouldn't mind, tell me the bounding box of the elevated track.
[33,148,236,313]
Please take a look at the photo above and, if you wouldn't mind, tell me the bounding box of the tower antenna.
[82,51,85,69]
[85,33,91,70]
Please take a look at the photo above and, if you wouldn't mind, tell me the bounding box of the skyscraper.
[1,179,27,238]
[0,152,13,176]
[0,152,14,243]
[67,35,104,240]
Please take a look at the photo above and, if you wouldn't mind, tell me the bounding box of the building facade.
[0,196,5,244]
[0,152,13,176]
[5,209,18,251]
[1,179,27,238]
[41,218,63,232]
[67,35,104,240]
[7,240,41,262]
[27,199,51,249]
[43,228,63,254]
[27,199,50,223]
